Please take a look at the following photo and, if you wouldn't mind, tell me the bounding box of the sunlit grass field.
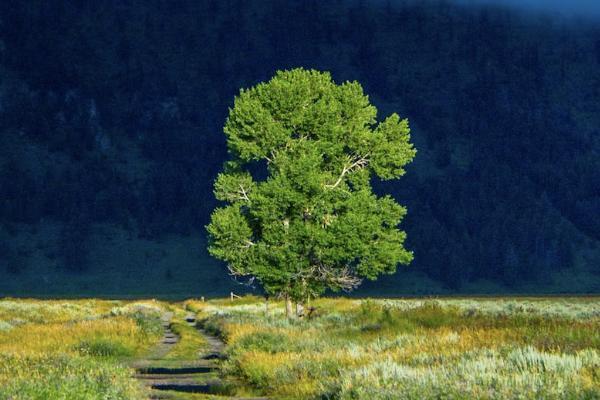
[1,297,598,399]
[188,297,600,399]
[0,298,166,399]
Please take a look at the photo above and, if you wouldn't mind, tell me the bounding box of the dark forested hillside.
[0,0,598,296]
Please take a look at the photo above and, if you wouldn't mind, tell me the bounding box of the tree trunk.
[285,295,293,318]
[265,298,269,315]
[296,302,304,318]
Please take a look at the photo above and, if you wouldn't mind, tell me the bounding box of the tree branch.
[293,264,362,292]
[313,264,362,291]
[237,184,250,202]
[325,154,369,189]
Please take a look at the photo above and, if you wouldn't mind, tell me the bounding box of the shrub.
[75,338,133,357]
[230,331,291,354]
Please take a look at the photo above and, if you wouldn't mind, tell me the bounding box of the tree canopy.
[207,68,416,302]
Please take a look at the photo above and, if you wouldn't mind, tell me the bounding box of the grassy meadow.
[188,297,600,399]
[0,296,598,399]
[0,298,166,399]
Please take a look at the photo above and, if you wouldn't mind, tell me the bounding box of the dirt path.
[132,311,266,400]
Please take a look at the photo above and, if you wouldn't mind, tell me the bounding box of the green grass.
[2,296,598,399]
[0,299,165,399]
[163,320,209,361]
[191,296,600,399]
[0,353,143,399]
[75,337,136,358]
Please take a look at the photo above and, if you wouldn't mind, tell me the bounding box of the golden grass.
[0,317,142,354]
[200,296,600,399]
[0,299,166,399]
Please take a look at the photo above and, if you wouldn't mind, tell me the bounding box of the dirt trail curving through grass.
[132,310,267,400]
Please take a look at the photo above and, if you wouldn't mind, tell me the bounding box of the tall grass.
[0,299,165,399]
[195,297,600,399]
[0,353,143,399]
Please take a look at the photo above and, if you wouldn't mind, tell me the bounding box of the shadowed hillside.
[0,0,598,296]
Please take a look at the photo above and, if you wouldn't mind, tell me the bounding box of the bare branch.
[313,265,362,291]
[237,184,250,202]
[292,264,362,292]
[325,154,370,189]
[265,150,277,164]
[226,263,245,277]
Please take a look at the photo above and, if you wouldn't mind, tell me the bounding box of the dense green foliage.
[208,69,415,300]
[0,1,598,294]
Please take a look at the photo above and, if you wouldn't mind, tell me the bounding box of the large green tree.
[207,68,416,313]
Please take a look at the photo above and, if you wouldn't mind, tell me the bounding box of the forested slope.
[0,0,598,295]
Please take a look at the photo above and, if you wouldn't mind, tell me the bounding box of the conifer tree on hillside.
[207,68,416,316]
